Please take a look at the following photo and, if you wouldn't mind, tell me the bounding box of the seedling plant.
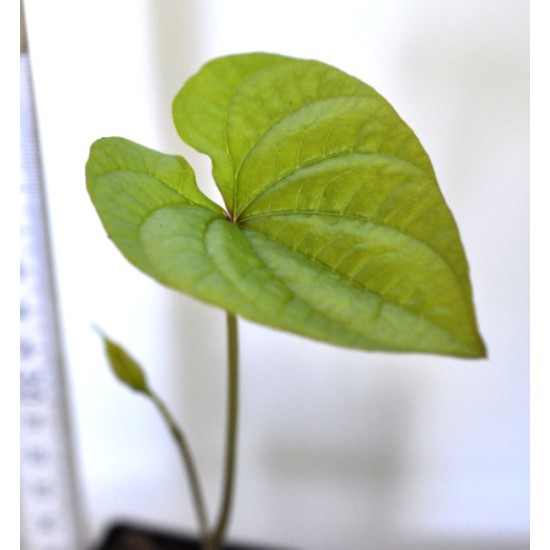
[86,52,485,550]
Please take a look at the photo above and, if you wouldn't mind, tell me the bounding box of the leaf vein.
[247,228,465,345]
[241,209,463,290]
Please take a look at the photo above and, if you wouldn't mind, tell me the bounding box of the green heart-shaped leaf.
[86,52,485,358]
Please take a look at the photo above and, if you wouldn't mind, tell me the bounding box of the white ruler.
[20,53,84,550]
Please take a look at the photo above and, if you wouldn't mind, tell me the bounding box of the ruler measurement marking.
[20,52,83,550]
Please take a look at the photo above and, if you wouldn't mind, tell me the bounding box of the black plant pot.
[96,522,290,550]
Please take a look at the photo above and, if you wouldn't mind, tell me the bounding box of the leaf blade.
[89,53,486,358]
[172,52,290,212]
[86,136,225,277]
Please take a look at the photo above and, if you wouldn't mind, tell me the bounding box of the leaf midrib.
[240,221,472,351]
[241,209,465,293]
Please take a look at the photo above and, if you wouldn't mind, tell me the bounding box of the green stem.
[147,312,240,550]
[209,312,240,549]
[148,390,209,539]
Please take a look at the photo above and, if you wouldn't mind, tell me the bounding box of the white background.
[22,1,529,548]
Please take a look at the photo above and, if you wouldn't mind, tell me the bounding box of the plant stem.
[208,312,240,549]
[148,390,209,539]
[147,312,240,550]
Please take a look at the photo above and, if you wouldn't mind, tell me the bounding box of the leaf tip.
[462,331,488,360]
